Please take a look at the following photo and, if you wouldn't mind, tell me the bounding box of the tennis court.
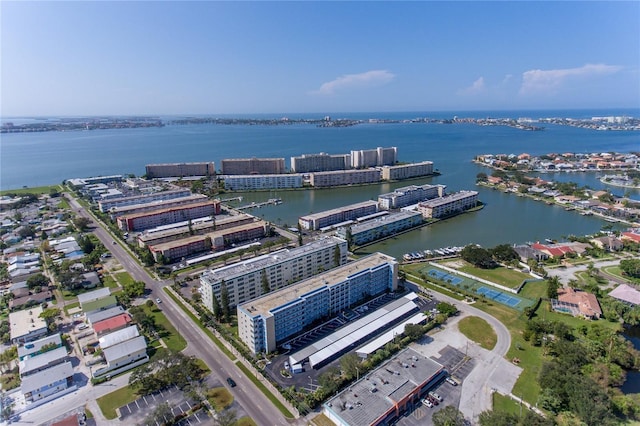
[476,286,521,307]
[427,269,463,285]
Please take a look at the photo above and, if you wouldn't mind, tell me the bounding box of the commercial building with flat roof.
[221,158,285,175]
[417,190,479,219]
[381,161,435,181]
[291,153,351,173]
[335,211,423,246]
[351,147,397,168]
[299,200,379,231]
[323,348,446,426]
[145,162,215,178]
[378,184,446,210]
[9,306,48,344]
[223,174,303,191]
[200,237,348,314]
[310,169,381,188]
[237,252,397,354]
[98,189,192,213]
[117,200,221,232]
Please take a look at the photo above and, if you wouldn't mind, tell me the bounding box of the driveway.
[405,280,519,422]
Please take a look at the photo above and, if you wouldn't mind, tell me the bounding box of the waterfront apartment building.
[381,161,434,181]
[378,184,446,210]
[109,194,209,218]
[417,190,479,219]
[335,211,423,246]
[351,147,397,168]
[200,237,348,314]
[98,189,192,213]
[237,252,397,354]
[138,214,255,248]
[309,169,381,188]
[117,200,221,232]
[149,220,267,262]
[223,174,303,191]
[298,200,379,231]
[221,158,285,175]
[145,162,215,178]
[290,152,351,173]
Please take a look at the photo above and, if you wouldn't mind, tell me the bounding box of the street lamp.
[356,367,359,382]
[308,375,313,391]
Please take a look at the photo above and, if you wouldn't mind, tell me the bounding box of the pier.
[236,198,283,210]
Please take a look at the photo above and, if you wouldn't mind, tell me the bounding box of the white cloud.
[520,63,622,94]
[311,70,395,95]
[459,77,486,95]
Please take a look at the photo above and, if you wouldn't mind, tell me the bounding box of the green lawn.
[114,271,135,287]
[458,316,497,350]
[492,393,523,416]
[0,185,62,195]
[237,417,258,426]
[538,301,621,332]
[455,262,531,289]
[518,280,547,300]
[63,301,80,315]
[102,275,119,288]
[140,305,187,352]
[97,385,138,420]
[207,387,234,411]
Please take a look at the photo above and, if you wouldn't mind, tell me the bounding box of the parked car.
[226,377,237,387]
[156,298,162,304]
[446,376,459,386]
[429,391,443,402]
[421,398,433,408]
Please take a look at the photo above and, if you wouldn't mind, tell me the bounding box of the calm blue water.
[2,109,639,191]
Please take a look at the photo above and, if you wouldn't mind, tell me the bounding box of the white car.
[429,391,443,402]
[156,298,162,304]
[422,398,433,408]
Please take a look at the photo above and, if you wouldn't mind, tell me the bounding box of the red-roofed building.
[92,313,131,336]
[556,287,602,319]
[531,243,574,258]
[621,232,640,243]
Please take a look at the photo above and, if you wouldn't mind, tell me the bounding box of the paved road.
[405,280,514,422]
[546,259,623,286]
[55,196,294,426]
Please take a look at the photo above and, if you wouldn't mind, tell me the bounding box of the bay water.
[2,109,639,257]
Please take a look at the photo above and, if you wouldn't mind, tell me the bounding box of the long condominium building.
[237,252,398,354]
[109,194,209,218]
[290,153,351,173]
[351,147,397,168]
[117,200,221,232]
[299,200,379,231]
[98,189,192,213]
[145,162,215,178]
[309,169,381,188]
[137,214,255,248]
[221,158,285,175]
[149,220,267,262]
[223,174,303,191]
[378,184,446,210]
[200,237,348,313]
[417,190,479,219]
[335,211,423,246]
[381,161,434,181]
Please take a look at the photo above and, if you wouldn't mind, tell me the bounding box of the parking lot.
[265,291,439,392]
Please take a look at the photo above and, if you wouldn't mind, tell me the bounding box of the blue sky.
[2,1,639,115]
